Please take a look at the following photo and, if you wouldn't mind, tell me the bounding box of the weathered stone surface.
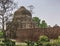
[16,27,60,42]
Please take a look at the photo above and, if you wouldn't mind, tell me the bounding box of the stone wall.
[16,27,60,42]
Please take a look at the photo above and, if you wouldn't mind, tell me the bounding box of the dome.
[14,6,32,16]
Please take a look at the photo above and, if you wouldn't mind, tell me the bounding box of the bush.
[0,31,3,38]
[2,39,15,46]
[25,40,35,46]
[38,35,49,42]
[43,42,51,46]
[36,35,49,46]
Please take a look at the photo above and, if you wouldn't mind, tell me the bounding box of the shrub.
[25,40,35,46]
[2,39,15,46]
[0,31,3,38]
[38,35,49,42]
[43,42,51,46]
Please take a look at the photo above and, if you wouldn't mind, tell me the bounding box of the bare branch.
[0,0,17,40]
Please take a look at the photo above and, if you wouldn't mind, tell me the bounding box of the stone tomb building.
[6,6,60,42]
[13,6,38,29]
[6,6,38,38]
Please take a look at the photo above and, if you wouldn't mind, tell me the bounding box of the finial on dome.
[14,6,32,16]
[20,6,26,9]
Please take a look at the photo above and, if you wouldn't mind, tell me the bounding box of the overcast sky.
[15,0,60,26]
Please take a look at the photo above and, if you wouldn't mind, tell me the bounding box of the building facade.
[13,6,38,29]
[6,6,38,39]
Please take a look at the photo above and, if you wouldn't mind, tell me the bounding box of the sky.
[15,0,60,26]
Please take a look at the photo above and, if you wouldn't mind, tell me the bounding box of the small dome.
[14,6,32,16]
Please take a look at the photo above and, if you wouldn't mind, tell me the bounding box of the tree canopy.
[40,20,48,28]
[32,17,48,28]
[32,17,40,27]
[0,0,17,40]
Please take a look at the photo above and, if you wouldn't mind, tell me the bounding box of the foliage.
[0,31,3,38]
[15,36,60,46]
[35,35,49,46]
[38,35,49,42]
[43,42,51,46]
[36,36,60,46]
[32,17,48,28]
[25,40,34,46]
[0,38,15,46]
[0,0,17,45]
[32,17,40,27]
[40,20,48,28]
[15,38,60,46]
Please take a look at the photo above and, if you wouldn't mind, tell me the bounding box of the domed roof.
[14,6,32,16]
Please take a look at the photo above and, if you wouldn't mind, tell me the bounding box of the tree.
[53,24,59,28]
[28,5,34,14]
[0,0,17,40]
[32,17,40,27]
[40,20,48,28]
[32,17,48,28]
